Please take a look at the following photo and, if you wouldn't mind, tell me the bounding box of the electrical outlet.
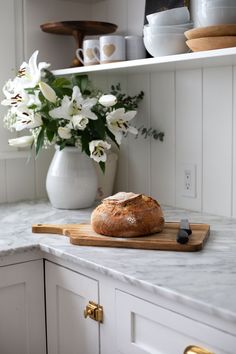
[182,164,196,198]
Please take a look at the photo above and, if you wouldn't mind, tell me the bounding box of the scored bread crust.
[91,192,165,237]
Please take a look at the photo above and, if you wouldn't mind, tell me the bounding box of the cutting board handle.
[32,224,67,235]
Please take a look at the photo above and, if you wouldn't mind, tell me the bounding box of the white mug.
[125,35,146,60]
[94,35,126,64]
[76,39,99,66]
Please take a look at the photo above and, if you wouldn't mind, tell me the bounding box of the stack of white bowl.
[198,0,236,27]
[143,7,193,57]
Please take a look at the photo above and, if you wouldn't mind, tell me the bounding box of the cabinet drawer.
[115,290,236,354]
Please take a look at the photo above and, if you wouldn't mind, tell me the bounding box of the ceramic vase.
[46,146,98,209]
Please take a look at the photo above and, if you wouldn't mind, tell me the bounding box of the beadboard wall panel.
[0,161,7,203]
[24,0,90,70]
[107,0,128,35]
[127,0,146,36]
[175,69,202,211]
[106,75,129,192]
[202,66,233,217]
[233,67,236,218]
[0,0,19,152]
[127,74,151,195]
[150,71,175,206]
[6,158,35,203]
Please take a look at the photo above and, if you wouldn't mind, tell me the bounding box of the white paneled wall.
[150,71,175,206]
[175,69,202,212]
[0,0,90,204]
[116,66,235,217]
[0,0,236,218]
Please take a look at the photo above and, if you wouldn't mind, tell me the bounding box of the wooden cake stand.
[40,21,118,67]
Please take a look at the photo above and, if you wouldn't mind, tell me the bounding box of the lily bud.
[99,94,117,107]
[8,135,34,148]
[39,81,57,103]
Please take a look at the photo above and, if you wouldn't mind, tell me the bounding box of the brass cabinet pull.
[84,301,103,323]
[184,345,215,354]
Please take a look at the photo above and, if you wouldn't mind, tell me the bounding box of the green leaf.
[89,118,106,140]
[46,129,54,142]
[54,87,72,99]
[99,161,105,173]
[72,75,89,94]
[35,128,45,156]
[52,77,71,88]
[105,128,120,148]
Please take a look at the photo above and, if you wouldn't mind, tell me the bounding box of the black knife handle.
[176,229,190,244]
[176,219,192,244]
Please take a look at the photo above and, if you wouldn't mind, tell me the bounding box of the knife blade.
[176,219,192,244]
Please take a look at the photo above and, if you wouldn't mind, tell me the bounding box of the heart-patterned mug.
[76,39,99,66]
[93,35,126,64]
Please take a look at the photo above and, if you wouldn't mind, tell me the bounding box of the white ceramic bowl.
[146,7,190,26]
[143,23,193,36]
[201,0,236,7]
[143,33,189,57]
[198,6,236,26]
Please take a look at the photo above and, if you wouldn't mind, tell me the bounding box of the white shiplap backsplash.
[0,0,235,219]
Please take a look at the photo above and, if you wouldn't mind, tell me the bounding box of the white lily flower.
[8,135,34,148]
[71,114,89,130]
[16,50,50,88]
[39,81,57,103]
[89,140,111,163]
[14,106,43,131]
[106,108,138,144]
[2,79,42,113]
[49,86,97,121]
[58,126,72,140]
[99,94,117,107]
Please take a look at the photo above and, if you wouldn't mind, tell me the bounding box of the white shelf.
[52,47,236,77]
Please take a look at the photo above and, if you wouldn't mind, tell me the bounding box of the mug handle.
[92,46,100,63]
[76,48,85,65]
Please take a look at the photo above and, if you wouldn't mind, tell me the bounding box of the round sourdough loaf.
[91,192,165,237]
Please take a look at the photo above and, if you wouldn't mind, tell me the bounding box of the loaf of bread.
[91,192,165,237]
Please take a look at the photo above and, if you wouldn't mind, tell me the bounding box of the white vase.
[46,146,98,209]
[94,151,118,200]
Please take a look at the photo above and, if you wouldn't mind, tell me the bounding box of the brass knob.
[84,301,103,323]
[84,307,93,318]
[184,345,215,354]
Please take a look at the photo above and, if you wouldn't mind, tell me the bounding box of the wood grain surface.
[185,24,236,40]
[32,222,210,252]
[186,36,236,52]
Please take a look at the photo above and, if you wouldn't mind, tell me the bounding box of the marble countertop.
[0,200,236,323]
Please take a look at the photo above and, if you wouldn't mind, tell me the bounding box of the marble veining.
[0,200,236,323]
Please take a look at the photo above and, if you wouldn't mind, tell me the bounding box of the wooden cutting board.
[32,222,210,252]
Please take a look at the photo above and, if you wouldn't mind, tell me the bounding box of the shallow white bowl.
[198,6,236,26]
[143,23,193,36]
[143,33,189,57]
[146,7,190,26]
[201,0,236,7]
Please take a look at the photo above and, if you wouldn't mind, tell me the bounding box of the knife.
[176,219,192,244]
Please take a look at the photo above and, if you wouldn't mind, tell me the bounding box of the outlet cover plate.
[182,163,196,198]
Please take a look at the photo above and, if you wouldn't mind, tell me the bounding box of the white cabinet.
[0,260,46,354]
[44,260,236,354]
[115,290,236,354]
[1,257,234,354]
[45,261,100,354]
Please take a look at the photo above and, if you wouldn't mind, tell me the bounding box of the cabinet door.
[45,261,99,354]
[0,260,46,354]
[116,290,236,354]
